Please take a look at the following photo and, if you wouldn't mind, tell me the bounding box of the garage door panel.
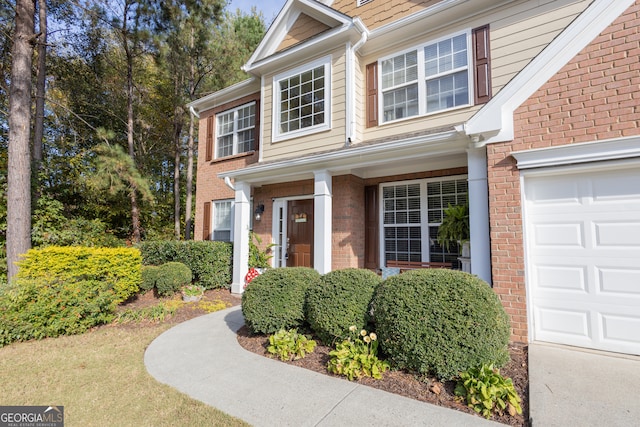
[525,164,640,355]
[536,264,587,291]
[597,267,640,296]
[601,313,640,347]
[594,221,640,247]
[535,305,591,338]
[592,171,640,201]
[533,222,585,247]
[525,174,581,204]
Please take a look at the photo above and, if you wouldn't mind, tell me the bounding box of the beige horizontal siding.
[261,47,347,162]
[490,0,590,93]
[355,0,590,143]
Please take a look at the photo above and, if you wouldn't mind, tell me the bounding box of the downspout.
[189,105,199,119]
[346,18,368,147]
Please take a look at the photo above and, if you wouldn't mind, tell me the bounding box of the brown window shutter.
[253,100,260,151]
[473,25,492,104]
[364,185,379,269]
[366,62,378,128]
[202,201,211,240]
[205,116,214,161]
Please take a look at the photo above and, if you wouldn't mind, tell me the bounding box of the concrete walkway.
[145,306,499,426]
[145,305,640,426]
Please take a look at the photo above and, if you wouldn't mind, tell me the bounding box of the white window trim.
[215,102,256,159]
[378,30,473,125]
[272,55,332,143]
[212,199,234,242]
[378,175,468,267]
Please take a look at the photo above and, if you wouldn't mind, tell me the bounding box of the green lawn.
[0,323,249,427]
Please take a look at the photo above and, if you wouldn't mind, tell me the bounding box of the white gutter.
[189,105,199,119]
[346,18,368,146]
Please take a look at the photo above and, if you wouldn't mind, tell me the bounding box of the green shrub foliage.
[141,265,160,291]
[373,269,511,380]
[17,246,142,302]
[242,267,321,334]
[0,278,118,347]
[138,241,232,289]
[306,268,381,345]
[155,262,192,297]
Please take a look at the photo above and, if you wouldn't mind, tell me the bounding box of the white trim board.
[465,0,636,145]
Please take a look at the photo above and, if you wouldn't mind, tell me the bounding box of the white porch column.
[231,181,251,294]
[467,145,492,285]
[314,170,332,274]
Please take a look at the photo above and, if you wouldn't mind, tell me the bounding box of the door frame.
[271,195,314,268]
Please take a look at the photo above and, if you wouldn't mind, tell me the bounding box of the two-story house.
[189,0,640,356]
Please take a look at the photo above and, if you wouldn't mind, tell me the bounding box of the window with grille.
[381,177,467,266]
[216,102,256,158]
[273,56,331,141]
[213,200,233,242]
[379,32,470,123]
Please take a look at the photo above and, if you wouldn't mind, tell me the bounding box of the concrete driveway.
[528,343,640,426]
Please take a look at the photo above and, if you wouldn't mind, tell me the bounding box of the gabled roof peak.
[243,0,358,75]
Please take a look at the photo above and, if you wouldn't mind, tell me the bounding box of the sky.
[228,0,287,24]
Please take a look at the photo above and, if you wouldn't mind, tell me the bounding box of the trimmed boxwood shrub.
[306,268,382,345]
[242,267,321,334]
[0,278,118,347]
[373,269,510,380]
[155,262,192,296]
[138,241,232,289]
[141,265,160,291]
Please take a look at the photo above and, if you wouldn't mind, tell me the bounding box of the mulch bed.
[236,325,529,427]
[117,288,528,425]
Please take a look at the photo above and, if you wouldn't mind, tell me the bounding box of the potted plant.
[248,232,275,272]
[181,284,204,302]
[437,201,470,257]
[245,232,276,289]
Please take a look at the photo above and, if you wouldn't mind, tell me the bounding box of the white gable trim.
[243,0,353,74]
[465,0,636,146]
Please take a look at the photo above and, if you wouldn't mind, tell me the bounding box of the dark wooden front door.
[287,199,314,268]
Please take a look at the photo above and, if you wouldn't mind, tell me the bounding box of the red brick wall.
[332,175,365,270]
[248,169,469,269]
[486,1,640,343]
[194,93,260,241]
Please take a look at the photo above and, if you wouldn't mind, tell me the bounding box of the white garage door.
[524,163,640,355]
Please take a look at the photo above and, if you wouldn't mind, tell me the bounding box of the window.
[212,200,233,242]
[273,57,331,141]
[381,177,467,266]
[216,102,256,158]
[357,0,373,6]
[379,32,471,123]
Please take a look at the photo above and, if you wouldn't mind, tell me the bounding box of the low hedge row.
[0,278,118,347]
[138,241,232,289]
[242,267,512,380]
[17,246,142,302]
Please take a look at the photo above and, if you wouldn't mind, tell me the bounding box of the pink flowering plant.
[327,325,389,380]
